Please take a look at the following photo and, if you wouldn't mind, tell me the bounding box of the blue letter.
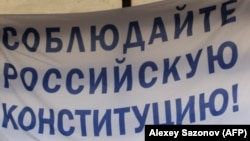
[89,68,107,94]
[58,109,75,136]
[4,63,18,88]
[67,27,85,52]
[207,41,238,73]
[43,68,61,93]
[148,17,168,44]
[114,107,130,135]
[132,104,150,133]
[93,109,112,136]
[46,27,62,52]
[199,6,216,32]
[176,96,195,124]
[20,67,38,91]
[66,68,84,94]
[38,108,55,134]
[2,103,18,129]
[75,110,91,136]
[139,61,158,88]
[221,0,237,26]
[114,65,132,92]
[199,88,229,120]
[186,49,202,78]
[174,11,193,39]
[22,28,40,52]
[163,57,181,84]
[3,27,19,50]
[123,21,145,54]
[91,24,119,51]
[152,103,160,124]
[18,107,36,131]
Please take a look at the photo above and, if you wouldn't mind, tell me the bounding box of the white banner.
[0,0,250,140]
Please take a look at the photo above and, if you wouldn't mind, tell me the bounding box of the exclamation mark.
[232,84,239,112]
